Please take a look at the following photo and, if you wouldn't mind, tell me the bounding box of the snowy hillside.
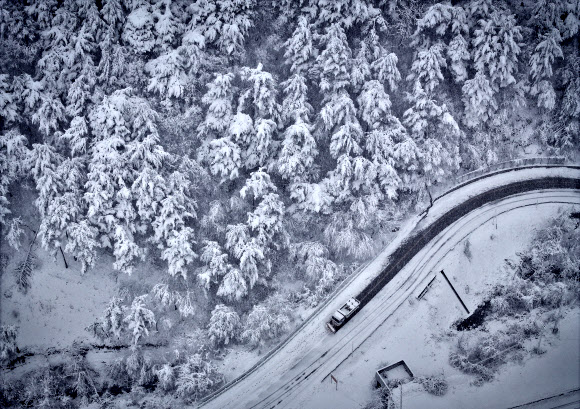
[0,1,579,408]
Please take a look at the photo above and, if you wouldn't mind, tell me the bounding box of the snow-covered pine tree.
[407,42,447,94]
[188,0,255,55]
[208,304,241,347]
[122,5,156,54]
[358,80,392,131]
[246,192,286,249]
[0,130,27,225]
[0,325,18,362]
[240,296,291,348]
[198,240,231,290]
[152,0,182,51]
[240,168,276,203]
[350,42,371,92]
[317,24,351,96]
[65,220,98,274]
[237,63,280,169]
[276,118,317,182]
[161,227,197,280]
[283,16,314,76]
[529,29,564,110]
[124,295,156,348]
[472,10,522,89]
[462,70,498,128]
[216,268,248,301]
[102,296,125,340]
[0,74,17,127]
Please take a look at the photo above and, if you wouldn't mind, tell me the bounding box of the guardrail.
[432,156,569,202]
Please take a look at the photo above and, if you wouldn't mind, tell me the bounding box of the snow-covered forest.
[0,0,579,407]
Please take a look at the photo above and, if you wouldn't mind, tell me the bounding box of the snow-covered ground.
[299,200,580,409]
[198,167,580,409]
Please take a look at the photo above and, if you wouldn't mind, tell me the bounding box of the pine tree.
[122,6,156,54]
[65,220,98,274]
[283,16,314,75]
[447,34,470,83]
[462,71,498,128]
[358,80,392,131]
[112,225,143,275]
[317,24,351,96]
[145,49,189,100]
[472,11,522,89]
[153,0,182,51]
[240,168,276,202]
[100,0,125,40]
[0,74,17,126]
[188,0,255,55]
[0,130,27,225]
[124,295,156,347]
[161,227,197,279]
[280,73,312,124]
[207,137,242,181]
[407,43,446,94]
[208,304,241,347]
[198,240,231,290]
[28,143,63,219]
[102,296,125,340]
[240,297,291,348]
[217,268,247,301]
[350,43,371,92]
[289,182,333,214]
[276,119,317,182]
[529,29,564,110]
[0,326,18,362]
[247,192,286,249]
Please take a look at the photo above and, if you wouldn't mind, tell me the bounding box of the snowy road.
[197,167,580,409]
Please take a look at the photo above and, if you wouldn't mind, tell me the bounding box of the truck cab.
[327,298,360,333]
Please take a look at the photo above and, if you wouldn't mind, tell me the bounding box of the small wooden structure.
[375,360,414,388]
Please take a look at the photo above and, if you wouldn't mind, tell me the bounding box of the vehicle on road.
[326,298,360,333]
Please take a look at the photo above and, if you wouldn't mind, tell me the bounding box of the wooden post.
[331,374,338,390]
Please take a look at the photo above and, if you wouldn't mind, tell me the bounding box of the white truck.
[326,298,360,333]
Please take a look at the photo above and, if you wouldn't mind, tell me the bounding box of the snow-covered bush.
[0,325,18,362]
[240,295,293,348]
[418,375,448,396]
[175,354,224,402]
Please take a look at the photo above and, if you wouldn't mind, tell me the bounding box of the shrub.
[418,375,448,396]
[0,325,18,363]
[175,354,224,402]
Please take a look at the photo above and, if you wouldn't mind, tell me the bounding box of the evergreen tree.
[198,240,231,290]
[122,6,156,54]
[208,304,241,347]
[529,29,564,110]
[162,227,197,279]
[102,296,125,340]
[66,220,98,274]
[462,71,498,127]
[124,295,156,347]
[283,16,314,75]
[188,0,256,55]
[0,130,27,225]
[472,11,522,89]
[217,268,247,301]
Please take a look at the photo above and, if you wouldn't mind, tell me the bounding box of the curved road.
[199,168,580,409]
